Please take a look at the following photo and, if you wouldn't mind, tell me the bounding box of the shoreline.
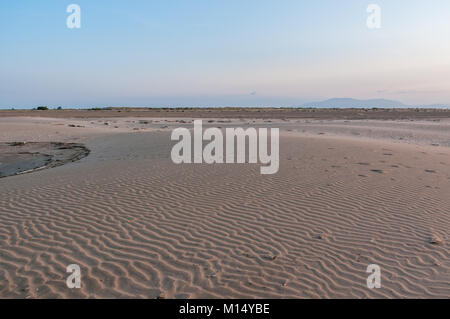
[1,108,450,120]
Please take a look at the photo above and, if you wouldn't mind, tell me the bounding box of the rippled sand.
[0,116,449,298]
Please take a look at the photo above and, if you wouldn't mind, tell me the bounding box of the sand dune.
[0,117,449,298]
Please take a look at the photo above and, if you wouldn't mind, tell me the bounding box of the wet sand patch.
[0,142,89,178]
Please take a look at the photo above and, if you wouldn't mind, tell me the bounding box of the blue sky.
[1,0,450,108]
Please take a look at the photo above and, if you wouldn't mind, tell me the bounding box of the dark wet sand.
[0,142,89,178]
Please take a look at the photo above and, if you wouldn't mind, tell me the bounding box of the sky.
[1,0,450,108]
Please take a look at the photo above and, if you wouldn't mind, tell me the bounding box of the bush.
[36,106,49,110]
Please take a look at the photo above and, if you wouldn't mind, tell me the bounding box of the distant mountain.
[302,98,406,108]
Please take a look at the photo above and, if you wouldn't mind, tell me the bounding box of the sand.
[0,115,449,298]
[1,107,450,120]
[0,142,89,178]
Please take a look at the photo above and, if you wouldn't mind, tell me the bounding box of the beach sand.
[0,114,449,298]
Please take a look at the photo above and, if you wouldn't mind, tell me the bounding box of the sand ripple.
[0,132,449,298]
